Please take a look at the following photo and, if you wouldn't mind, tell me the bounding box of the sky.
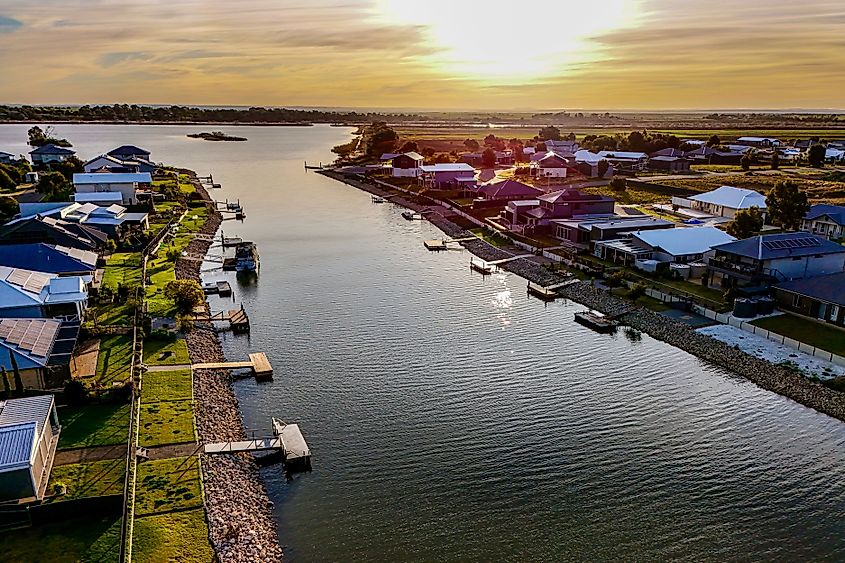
[0,0,843,111]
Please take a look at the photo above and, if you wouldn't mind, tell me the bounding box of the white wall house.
[533,152,570,178]
[72,172,151,205]
[390,152,424,178]
[673,186,767,219]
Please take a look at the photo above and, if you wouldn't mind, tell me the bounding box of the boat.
[574,311,618,333]
[401,210,420,221]
[470,259,493,275]
[527,282,558,301]
[424,240,448,251]
[235,242,260,273]
[371,196,387,203]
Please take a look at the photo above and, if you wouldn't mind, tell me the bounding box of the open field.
[656,173,845,203]
[58,402,130,449]
[136,457,203,516]
[143,336,191,366]
[95,334,134,386]
[751,314,845,356]
[142,369,193,403]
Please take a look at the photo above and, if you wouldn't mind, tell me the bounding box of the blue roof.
[29,143,75,155]
[776,272,845,306]
[107,145,150,156]
[712,232,845,260]
[0,422,36,471]
[0,244,96,274]
[805,204,845,226]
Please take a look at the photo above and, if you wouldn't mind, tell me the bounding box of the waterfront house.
[29,144,75,165]
[107,145,151,162]
[802,204,845,240]
[0,244,97,277]
[773,272,845,327]
[0,395,61,502]
[0,317,79,390]
[0,216,108,251]
[419,163,475,189]
[390,152,424,178]
[673,186,767,220]
[546,140,579,154]
[72,192,125,206]
[649,156,691,173]
[707,232,845,288]
[550,215,673,247]
[532,152,573,179]
[83,154,139,174]
[0,151,14,165]
[507,188,615,231]
[0,266,88,319]
[477,179,543,202]
[73,172,151,205]
[18,202,150,237]
[596,226,736,266]
[597,151,649,171]
[735,137,780,148]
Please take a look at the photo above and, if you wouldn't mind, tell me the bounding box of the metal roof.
[805,204,845,226]
[775,272,845,306]
[712,232,845,260]
[420,163,475,172]
[107,145,150,156]
[0,244,96,274]
[0,395,54,435]
[633,226,736,257]
[0,422,37,472]
[73,192,124,204]
[29,144,75,155]
[689,186,767,210]
[73,172,151,184]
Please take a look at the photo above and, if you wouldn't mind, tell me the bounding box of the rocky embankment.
[175,172,284,562]
[323,170,845,423]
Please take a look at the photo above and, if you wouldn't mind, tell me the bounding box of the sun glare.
[374,0,642,83]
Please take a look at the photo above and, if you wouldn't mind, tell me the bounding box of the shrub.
[64,379,90,406]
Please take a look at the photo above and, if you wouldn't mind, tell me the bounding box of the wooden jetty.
[487,254,534,266]
[192,352,273,377]
[574,311,618,333]
[304,161,324,170]
[192,306,250,332]
[202,280,232,296]
[470,258,493,275]
[371,195,387,203]
[424,239,448,251]
[527,282,559,301]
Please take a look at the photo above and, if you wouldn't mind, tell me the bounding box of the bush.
[609,178,627,192]
[628,283,647,300]
[164,280,204,313]
[64,379,90,406]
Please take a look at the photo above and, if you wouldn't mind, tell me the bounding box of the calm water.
[2,124,845,561]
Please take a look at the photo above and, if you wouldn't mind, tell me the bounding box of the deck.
[527,282,559,301]
[192,352,273,376]
[273,418,311,464]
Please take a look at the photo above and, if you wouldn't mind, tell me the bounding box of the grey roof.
[712,233,845,260]
[0,394,54,435]
[107,145,150,156]
[30,143,75,155]
[775,272,845,306]
[805,204,845,226]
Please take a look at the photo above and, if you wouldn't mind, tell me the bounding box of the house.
[18,202,149,236]
[0,151,14,165]
[735,137,780,148]
[72,192,125,206]
[597,151,649,171]
[390,152,424,178]
[532,152,573,178]
[649,156,691,173]
[596,226,736,266]
[650,148,686,158]
[773,272,845,327]
[29,144,75,165]
[107,145,151,161]
[0,318,80,390]
[0,266,88,319]
[802,204,845,240]
[0,244,97,277]
[507,188,615,231]
[0,216,108,251]
[476,179,543,202]
[684,147,743,165]
[673,186,767,219]
[574,150,613,178]
[0,395,61,502]
[825,148,845,164]
[707,232,845,289]
[550,215,674,247]
[545,140,579,154]
[73,172,152,205]
[419,163,475,189]
[83,154,138,174]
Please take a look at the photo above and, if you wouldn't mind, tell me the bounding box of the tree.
[740,153,752,171]
[726,206,764,238]
[9,349,23,396]
[609,177,627,192]
[597,159,610,178]
[0,196,18,224]
[771,151,780,170]
[628,283,647,301]
[164,279,205,313]
[36,171,71,201]
[0,168,14,191]
[27,126,46,147]
[706,135,721,147]
[807,143,826,167]
[53,155,85,181]
[766,179,810,230]
[481,148,497,168]
[399,141,418,153]
[538,125,562,141]
[463,139,480,151]
[1,367,9,398]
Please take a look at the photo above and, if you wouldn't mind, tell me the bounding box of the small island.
[187,131,247,142]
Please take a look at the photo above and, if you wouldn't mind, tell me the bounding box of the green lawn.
[0,515,121,563]
[142,369,193,403]
[96,334,134,385]
[145,255,178,318]
[132,509,214,563]
[139,400,195,446]
[144,336,190,366]
[47,458,125,500]
[88,301,136,326]
[58,402,130,449]
[101,252,143,289]
[136,457,203,516]
[751,313,845,356]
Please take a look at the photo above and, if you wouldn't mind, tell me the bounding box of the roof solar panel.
[0,320,14,339]
[7,322,29,346]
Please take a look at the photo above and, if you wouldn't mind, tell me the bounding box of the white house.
[532,151,571,178]
[735,137,780,148]
[0,266,88,319]
[390,152,424,178]
[72,172,151,205]
[419,163,475,188]
[29,144,75,165]
[18,201,149,236]
[0,395,60,502]
[673,186,767,219]
[83,154,132,173]
[596,226,736,267]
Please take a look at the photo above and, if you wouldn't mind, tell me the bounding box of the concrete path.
[144,363,193,372]
[55,441,200,466]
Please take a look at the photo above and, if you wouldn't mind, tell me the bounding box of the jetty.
[424,236,477,251]
[487,254,534,266]
[202,280,232,296]
[401,211,422,221]
[215,200,245,220]
[574,311,618,333]
[203,417,312,471]
[193,352,273,377]
[470,258,493,275]
[192,306,250,332]
[527,282,559,301]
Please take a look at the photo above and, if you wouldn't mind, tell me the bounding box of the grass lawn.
[47,458,125,500]
[145,255,178,318]
[89,301,136,326]
[178,174,197,195]
[101,252,143,289]
[132,508,214,563]
[58,402,130,449]
[139,399,195,446]
[469,227,509,248]
[0,515,121,563]
[136,456,203,516]
[751,313,845,356]
[144,336,190,366]
[142,369,193,403]
[96,334,134,385]
[583,185,673,205]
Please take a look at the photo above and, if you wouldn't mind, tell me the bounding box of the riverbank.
[175,172,284,562]
[322,170,845,423]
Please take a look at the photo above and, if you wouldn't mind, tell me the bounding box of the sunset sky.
[0,0,843,111]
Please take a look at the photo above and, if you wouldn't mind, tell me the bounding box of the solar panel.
[23,272,51,293]
[762,236,821,251]
[6,321,29,346]
[6,269,30,287]
[0,320,14,339]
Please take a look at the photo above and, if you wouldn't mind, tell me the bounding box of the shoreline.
[175,171,284,562]
[321,170,845,423]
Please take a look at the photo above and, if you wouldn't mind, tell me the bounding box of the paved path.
[144,363,193,372]
[55,441,200,465]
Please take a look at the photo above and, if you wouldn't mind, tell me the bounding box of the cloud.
[0,15,22,33]
[99,51,152,67]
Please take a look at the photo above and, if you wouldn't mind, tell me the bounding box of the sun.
[373,0,642,83]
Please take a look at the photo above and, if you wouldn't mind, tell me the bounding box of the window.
[793,294,801,308]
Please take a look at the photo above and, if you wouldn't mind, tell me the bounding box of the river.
[2,124,845,561]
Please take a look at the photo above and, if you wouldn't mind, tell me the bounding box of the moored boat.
[235,242,260,273]
[574,311,618,333]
